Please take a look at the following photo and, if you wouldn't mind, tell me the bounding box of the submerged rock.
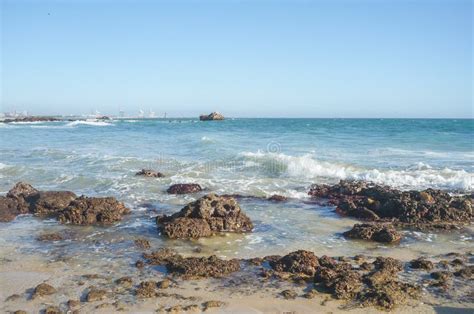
[37,232,64,241]
[343,223,402,243]
[268,194,288,202]
[157,193,253,239]
[166,183,202,194]
[58,196,130,225]
[409,257,434,270]
[32,283,56,299]
[135,169,165,178]
[199,112,225,121]
[166,255,240,279]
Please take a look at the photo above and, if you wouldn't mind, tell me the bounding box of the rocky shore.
[1,179,472,313]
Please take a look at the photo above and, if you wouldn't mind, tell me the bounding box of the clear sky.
[1,0,472,118]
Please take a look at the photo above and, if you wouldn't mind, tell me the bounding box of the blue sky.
[1,0,472,118]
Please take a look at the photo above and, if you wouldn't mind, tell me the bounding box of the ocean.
[0,118,473,312]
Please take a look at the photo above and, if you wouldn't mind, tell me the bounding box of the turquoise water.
[0,118,472,261]
[1,118,472,196]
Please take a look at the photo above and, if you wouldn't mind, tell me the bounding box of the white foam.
[66,120,113,127]
[241,151,473,191]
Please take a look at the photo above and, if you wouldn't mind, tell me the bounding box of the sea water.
[0,118,472,262]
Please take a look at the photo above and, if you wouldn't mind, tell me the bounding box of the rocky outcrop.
[308,180,472,229]
[58,196,130,225]
[157,193,253,239]
[199,112,224,121]
[343,223,402,243]
[135,169,165,178]
[0,182,130,225]
[2,116,60,123]
[166,183,202,194]
[269,250,319,276]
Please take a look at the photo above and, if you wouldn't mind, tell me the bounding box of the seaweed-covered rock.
[135,169,164,178]
[356,281,420,310]
[58,196,130,225]
[165,255,240,279]
[270,250,319,276]
[7,182,38,200]
[343,223,402,243]
[0,197,22,222]
[314,260,362,299]
[157,193,253,239]
[167,183,202,194]
[409,257,434,270]
[27,191,77,217]
[309,180,472,228]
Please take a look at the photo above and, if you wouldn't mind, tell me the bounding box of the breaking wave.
[66,120,113,127]
[241,151,473,191]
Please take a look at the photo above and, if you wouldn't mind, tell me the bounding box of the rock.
[27,191,77,217]
[157,279,171,289]
[0,197,22,222]
[303,290,318,299]
[343,223,402,243]
[199,112,225,121]
[280,290,297,300]
[2,116,60,123]
[430,271,452,281]
[167,305,184,313]
[5,294,21,302]
[183,304,200,312]
[7,182,38,200]
[166,183,202,194]
[37,232,64,241]
[157,193,253,239]
[134,238,151,250]
[409,258,434,270]
[44,305,61,314]
[67,299,81,309]
[115,276,133,288]
[268,194,287,202]
[13,311,27,314]
[356,281,420,310]
[144,248,180,265]
[270,250,319,276]
[165,255,240,279]
[310,180,473,228]
[86,288,107,302]
[33,283,56,298]
[136,281,157,298]
[58,196,130,225]
[454,266,473,279]
[160,217,212,239]
[135,260,145,269]
[135,169,165,178]
[202,300,226,310]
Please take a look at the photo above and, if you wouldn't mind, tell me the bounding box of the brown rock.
[280,290,297,299]
[135,169,165,178]
[343,223,402,243]
[136,281,157,298]
[268,194,287,202]
[0,196,22,222]
[134,238,151,250]
[28,191,77,217]
[86,288,107,302]
[58,196,130,225]
[409,258,434,270]
[157,279,171,289]
[67,299,81,309]
[157,193,253,239]
[199,112,225,121]
[166,255,240,279]
[44,305,61,314]
[166,183,202,194]
[202,300,226,310]
[7,182,38,200]
[115,276,133,288]
[37,232,63,241]
[270,250,319,276]
[33,283,56,298]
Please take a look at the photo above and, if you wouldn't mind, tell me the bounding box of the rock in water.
[343,223,402,243]
[27,191,77,217]
[58,196,130,225]
[199,112,225,121]
[165,255,240,279]
[7,182,38,199]
[0,197,22,222]
[135,169,165,178]
[166,183,202,194]
[157,193,253,239]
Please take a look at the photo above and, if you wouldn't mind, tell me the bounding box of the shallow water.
[1,118,473,260]
[0,118,473,312]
